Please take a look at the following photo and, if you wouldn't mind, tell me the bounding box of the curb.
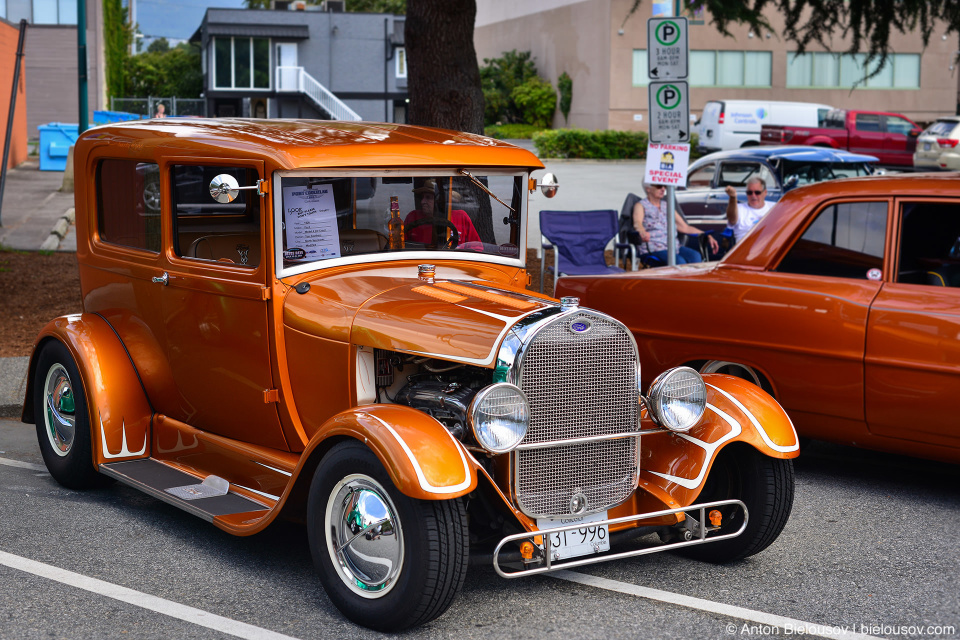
[0,357,29,419]
[40,207,75,251]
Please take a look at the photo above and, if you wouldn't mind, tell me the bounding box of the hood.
[282,264,555,367]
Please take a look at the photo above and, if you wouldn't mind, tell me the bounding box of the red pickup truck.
[760,109,921,166]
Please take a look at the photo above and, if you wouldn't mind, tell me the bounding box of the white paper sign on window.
[283,185,341,260]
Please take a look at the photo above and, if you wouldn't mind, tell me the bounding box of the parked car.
[558,172,960,465]
[698,100,833,153]
[677,145,879,234]
[760,108,921,166]
[913,116,960,170]
[23,119,798,631]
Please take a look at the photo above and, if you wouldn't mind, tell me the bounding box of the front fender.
[23,314,153,465]
[304,404,480,501]
[640,373,798,507]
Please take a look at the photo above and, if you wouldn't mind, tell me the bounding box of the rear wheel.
[680,444,794,563]
[33,341,110,489]
[307,440,468,631]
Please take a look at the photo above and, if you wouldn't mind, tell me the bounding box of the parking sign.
[647,17,688,79]
[647,81,690,144]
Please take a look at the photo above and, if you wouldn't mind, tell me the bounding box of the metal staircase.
[275,66,362,121]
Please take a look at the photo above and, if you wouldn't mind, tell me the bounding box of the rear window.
[96,159,160,253]
[926,120,960,137]
[822,109,847,129]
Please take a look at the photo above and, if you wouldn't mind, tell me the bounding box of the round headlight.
[646,367,707,432]
[468,383,529,453]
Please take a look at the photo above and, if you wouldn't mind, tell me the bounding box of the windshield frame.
[273,167,529,279]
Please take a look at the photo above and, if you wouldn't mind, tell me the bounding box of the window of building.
[96,160,161,253]
[787,52,920,89]
[212,37,270,90]
[689,50,771,87]
[396,47,406,78]
[632,50,648,87]
[776,201,887,279]
[4,0,76,24]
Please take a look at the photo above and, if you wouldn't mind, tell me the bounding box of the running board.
[100,459,269,523]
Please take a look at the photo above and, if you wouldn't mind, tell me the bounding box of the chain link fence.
[110,97,207,118]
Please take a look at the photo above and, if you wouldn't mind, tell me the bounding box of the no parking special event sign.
[644,143,690,186]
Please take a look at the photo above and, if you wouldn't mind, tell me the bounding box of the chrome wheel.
[42,363,76,457]
[324,473,404,598]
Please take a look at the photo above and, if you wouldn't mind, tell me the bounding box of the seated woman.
[634,182,718,264]
[405,179,481,246]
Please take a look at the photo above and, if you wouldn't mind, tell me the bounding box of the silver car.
[914,116,960,170]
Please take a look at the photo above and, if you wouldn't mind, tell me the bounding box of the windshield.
[276,170,526,275]
[780,160,874,187]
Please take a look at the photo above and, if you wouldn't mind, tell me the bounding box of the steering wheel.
[404,217,460,250]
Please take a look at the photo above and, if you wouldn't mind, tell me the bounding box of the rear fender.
[304,404,480,501]
[640,373,798,506]
[23,314,153,465]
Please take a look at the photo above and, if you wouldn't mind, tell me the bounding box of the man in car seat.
[725,178,774,242]
[405,179,482,246]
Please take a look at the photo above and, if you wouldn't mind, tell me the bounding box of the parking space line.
[0,456,46,473]
[551,570,883,640]
[0,550,303,640]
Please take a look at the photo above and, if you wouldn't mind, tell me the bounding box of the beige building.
[475,0,958,130]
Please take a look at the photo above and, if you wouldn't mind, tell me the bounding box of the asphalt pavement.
[0,142,648,419]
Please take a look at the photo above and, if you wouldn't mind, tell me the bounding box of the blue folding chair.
[540,210,624,293]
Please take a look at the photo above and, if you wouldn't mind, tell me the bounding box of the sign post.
[647,13,689,266]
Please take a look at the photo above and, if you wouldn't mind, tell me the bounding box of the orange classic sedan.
[557,173,960,464]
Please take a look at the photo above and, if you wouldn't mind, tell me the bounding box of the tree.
[624,0,960,78]
[103,0,132,101]
[125,43,203,99]
[348,0,406,12]
[146,37,170,54]
[405,0,484,134]
[480,50,538,125]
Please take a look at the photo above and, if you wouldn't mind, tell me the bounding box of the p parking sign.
[647,17,688,79]
[647,81,689,144]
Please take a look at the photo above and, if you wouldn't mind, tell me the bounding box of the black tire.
[679,444,794,563]
[307,440,468,631]
[33,341,110,489]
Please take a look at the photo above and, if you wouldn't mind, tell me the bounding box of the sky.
[129,0,246,43]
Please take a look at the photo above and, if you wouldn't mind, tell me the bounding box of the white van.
[697,100,834,152]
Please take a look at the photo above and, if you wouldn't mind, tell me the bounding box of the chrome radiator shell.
[500,308,641,519]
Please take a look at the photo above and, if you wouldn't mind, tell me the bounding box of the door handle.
[152,272,169,286]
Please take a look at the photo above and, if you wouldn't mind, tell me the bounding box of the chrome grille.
[515,312,639,517]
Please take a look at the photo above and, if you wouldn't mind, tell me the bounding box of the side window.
[896,202,960,287]
[884,116,914,136]
[776,202,887,279]
[718,162,772,188]
[855,113,881,132]
[686,164,716,190]
[96,159,160,253]
[173,165,261,267]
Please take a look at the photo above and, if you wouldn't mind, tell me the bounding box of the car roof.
[77,118,544,171]
[693,145,878,165]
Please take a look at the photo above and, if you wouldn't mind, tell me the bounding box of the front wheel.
[33,340,111,489]
[307,440,468,631]
[679,444,794,563]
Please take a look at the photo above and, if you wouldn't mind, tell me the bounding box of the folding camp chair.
[539,209,624,293]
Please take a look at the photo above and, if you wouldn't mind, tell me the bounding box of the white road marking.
[550,570,883,640]
[0,456,47,473]
[0,550,304,640]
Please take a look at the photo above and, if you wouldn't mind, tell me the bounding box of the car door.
[767,199,888,439]
[881,115,919,166]
[850,113,887,162]
[864,198,960,452]
[675,161,717,228]
[156,159,288,450]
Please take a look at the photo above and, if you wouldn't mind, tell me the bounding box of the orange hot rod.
[24,120,797,631]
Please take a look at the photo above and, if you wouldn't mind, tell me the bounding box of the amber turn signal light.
[709,509,722,527]
[520,541,536,560]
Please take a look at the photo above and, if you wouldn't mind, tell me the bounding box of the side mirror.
[210,174,240,203]
[538,172,559,198]
[784,175,799,190]
[910,127,922,137]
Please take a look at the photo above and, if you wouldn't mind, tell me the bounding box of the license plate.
[537,511,610,560]
[924,142,932,151]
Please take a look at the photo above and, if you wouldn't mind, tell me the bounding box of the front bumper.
[492,499,748,578]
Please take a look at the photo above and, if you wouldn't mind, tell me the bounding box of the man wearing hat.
[405,179,482,247]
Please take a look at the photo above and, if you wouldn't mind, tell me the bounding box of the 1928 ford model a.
[23,120,798,631]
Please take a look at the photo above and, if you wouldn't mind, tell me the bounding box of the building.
[191,4,408,122]
[0,18,28,167]
[474,0,959,131]
[0,0,106,138]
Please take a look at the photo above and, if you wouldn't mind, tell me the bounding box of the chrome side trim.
[515,431,640,451]
[492,499,748,578]
[251,460,293,477]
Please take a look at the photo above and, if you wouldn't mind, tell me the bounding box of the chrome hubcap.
[325,474,403,598]
[43,364,76,457]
